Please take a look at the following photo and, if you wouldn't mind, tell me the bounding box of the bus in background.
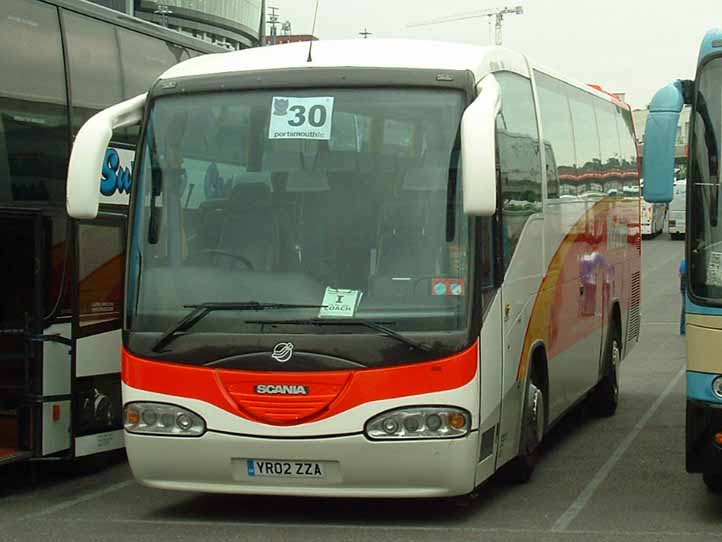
[0,0,221,468]
[640,180,667,237]
[644,29,722,492]
[667,179,686,239]
[66,40,640,497]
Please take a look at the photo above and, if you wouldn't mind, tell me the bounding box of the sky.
[265,0,722,109]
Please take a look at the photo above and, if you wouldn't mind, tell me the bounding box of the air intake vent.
[628,271,641,342]
[216,371,352,426]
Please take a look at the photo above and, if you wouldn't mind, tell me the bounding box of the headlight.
[712,377,722,399]
[123,402,206,437]
[365,406,470,440]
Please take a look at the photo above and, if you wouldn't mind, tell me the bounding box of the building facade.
[88,0,264,50]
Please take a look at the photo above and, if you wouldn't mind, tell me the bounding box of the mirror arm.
[67,93,147,219]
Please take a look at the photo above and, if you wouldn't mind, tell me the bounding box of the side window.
[495,72,543,270]
[569,89,602,197]
[78,220,125,330]
[0,0,69,203]
[117,29,185,98]
[535,71,576,199]
[63,11,123,136]
[596,102,623,196]
[117,29,185,144]
[617,108,639,193]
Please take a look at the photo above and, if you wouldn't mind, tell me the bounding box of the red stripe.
[123,342,478,426]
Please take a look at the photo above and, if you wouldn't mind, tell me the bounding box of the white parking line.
[22,480,135,519]
[550,366,685,532]
[40,517,722,539]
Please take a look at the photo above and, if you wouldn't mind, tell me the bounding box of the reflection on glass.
[496,72,543,270]
[0,0,69,203]
[129,89,472,334]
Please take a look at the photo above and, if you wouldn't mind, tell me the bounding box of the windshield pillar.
[689,56,722,303]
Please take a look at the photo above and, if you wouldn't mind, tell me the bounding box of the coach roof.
[159,39,529,82]
[158,38,617,106]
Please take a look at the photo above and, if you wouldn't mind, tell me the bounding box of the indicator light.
[449,413,467,430]
[125,406,140,425]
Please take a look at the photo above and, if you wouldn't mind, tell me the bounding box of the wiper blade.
[152,302,325,353]
[247,318,432,353]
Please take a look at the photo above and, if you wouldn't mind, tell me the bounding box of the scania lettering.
[67,40,641,496]
[643,29,722,493]
[256,385,309,395]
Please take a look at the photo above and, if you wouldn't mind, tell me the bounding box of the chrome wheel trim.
[527,383,543,450]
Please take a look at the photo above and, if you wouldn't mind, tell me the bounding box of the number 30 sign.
[269,96,335,140]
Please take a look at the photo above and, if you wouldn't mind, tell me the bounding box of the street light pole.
[268,6,279,45]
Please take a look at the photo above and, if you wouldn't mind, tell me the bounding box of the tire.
[590,323,621,418]
[704,473,722,493]
[507,365,545,484]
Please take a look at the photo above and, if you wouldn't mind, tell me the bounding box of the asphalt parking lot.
[3,236,716,542]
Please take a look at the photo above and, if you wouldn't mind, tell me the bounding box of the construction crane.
[408,5,524,46]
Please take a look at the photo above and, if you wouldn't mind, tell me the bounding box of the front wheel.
[590,325,620,418]
[507,368,545,484]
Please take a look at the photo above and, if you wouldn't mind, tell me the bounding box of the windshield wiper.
[152,302,325,352]
[247,318,432,353]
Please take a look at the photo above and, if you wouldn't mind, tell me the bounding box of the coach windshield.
[126,87,477,364]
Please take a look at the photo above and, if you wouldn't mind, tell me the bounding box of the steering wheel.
[200,249,255,271]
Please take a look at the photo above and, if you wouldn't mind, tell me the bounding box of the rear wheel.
[508,365,545,484]
[590,323,620,417]
[703,473,722,493]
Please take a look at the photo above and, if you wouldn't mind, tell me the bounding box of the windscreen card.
[707,252,722,287]
[269,97,335,140]
[319,288,362,318]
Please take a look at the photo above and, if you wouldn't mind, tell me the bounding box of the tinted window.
[78,221,125,329]
[495,72,543,270]
[596,101,623,196]
[63,11,124,135]
[117,29,191,98]
[617,108,639,193]
[117,28,193,144]
[535,71,577,199]
[0,0,69,203]
[129,88,471,344]
[569,89,602,197]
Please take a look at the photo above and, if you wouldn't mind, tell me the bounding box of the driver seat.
[214,182,278,272]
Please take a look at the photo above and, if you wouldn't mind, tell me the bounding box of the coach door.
[72,214,126,457]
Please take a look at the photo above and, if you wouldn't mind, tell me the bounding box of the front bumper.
[126,430,480,498]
